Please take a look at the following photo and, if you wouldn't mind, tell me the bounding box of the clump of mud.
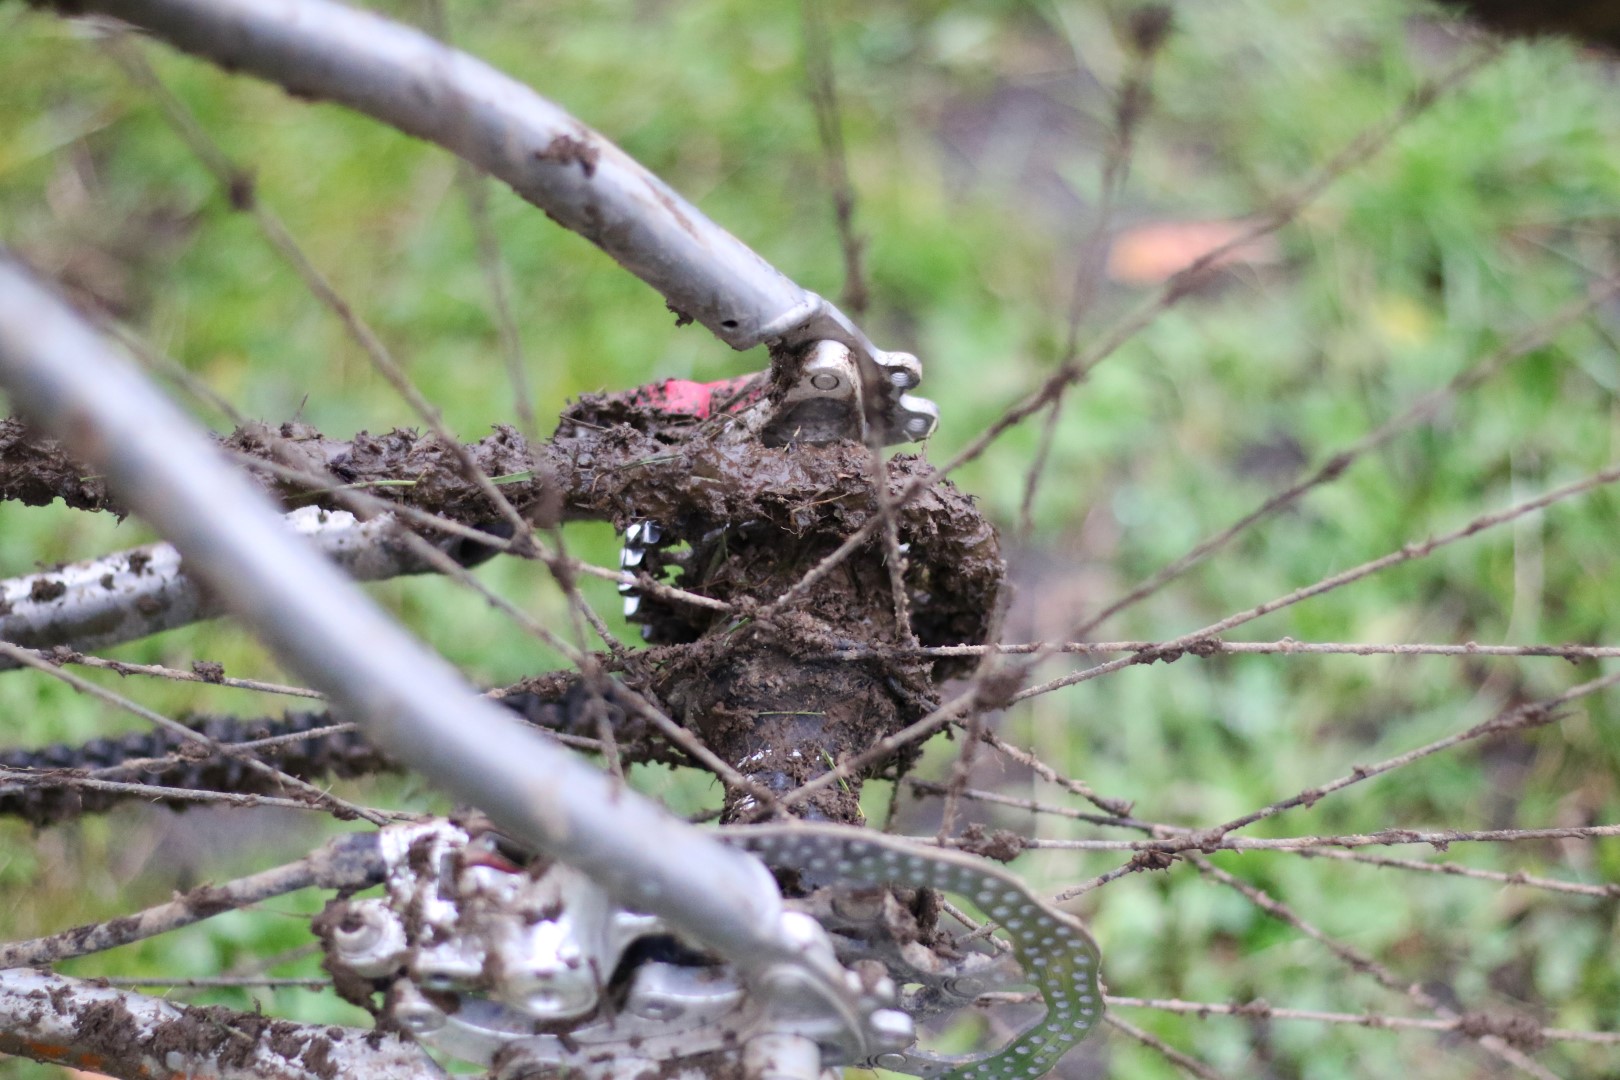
[551,392,1005,821]
[0,395,1005,824]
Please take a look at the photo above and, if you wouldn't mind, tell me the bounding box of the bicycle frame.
[0,0,975,1074]
[65,0,937,443]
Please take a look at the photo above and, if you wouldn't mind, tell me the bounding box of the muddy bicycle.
[2,0,1619,1077]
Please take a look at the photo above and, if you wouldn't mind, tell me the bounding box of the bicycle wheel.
[2,0,1619,1077]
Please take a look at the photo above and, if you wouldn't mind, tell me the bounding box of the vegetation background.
[0,0,1618,1076]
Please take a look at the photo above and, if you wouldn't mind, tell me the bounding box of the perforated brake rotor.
[722,824,1103,1080]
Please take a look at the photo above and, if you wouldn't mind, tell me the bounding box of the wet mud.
[2,401,1006,824]
[550,393,1004,821]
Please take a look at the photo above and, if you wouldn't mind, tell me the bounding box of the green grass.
[3,0,1620,1076]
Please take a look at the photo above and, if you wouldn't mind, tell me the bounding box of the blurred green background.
[2,0,1619,1075]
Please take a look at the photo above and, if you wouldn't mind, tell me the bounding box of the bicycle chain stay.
[322,819,1101,1080]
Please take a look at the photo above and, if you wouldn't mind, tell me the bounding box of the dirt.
[535,132,601,178]
[549,392,1005,821]
[0,418,118,514]
[26,578,65,603]
[957,823,1028,863]
[1,397,1006,826]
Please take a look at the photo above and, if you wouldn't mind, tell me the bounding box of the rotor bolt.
[889,368,916,388]
[396,1004,444,1034]
[331,911,382,954]
[810,372,841,391]
[874,1052,909,1070]
[906,415,932,435]
[868,1008,915,1050]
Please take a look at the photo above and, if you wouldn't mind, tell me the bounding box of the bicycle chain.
[0,710,386,825]
[0,686,616,826]
[724,823,1103,1080]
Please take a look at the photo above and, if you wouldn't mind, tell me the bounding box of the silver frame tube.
[86,0,810,351]
[0,507,438,666]
[68,0,935,440]
[0,255,803,977]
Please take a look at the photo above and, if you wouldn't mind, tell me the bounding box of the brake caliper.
[322,820,1101,1080]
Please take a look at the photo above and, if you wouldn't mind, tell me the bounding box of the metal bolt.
[905,415,932,435]
[810,372,841,391]
[396,1004,445,1034]
[745,1032,822,1080]
[875,1052,909,1070]
[330,909,382,954]
[888,368,916,388]
[868,1008,915,1049]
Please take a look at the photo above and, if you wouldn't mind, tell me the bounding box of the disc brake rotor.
[724,823,1103,1080]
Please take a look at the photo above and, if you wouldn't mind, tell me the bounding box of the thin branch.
[0,832,381,967]
[1203,670,1620,841]
[801,0,868,317]
[831,638,1620,662]
[1020,5,1168,536]
[0,968,442,1079]
[1016,460,1620,703]
[1072,270,1620,640]
[1191,856,1561,1079]
[1294,847,1620,899]
[1014,823,1620,855]
[0,641,386,824]
[37,652,322,699]
[1103,1012,1228,1080]
[766,46,1499,615]
[1106,996,1620,1046]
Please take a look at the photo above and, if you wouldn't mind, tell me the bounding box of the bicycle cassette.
[320,819,1102,1080]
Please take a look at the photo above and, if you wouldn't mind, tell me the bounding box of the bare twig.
[1191,856,1561,1079]
[1020,5,1168,535]
[0,641,386,824]
[0,832,381,966]
[0,968,441,1079]
[831,638,1620,662]
[1103,1012,1227,1080]
[801,0,868,317]
[1017,460,1620,703]
[767,45,1499,614]
[1071,270,1620,640]
[1017,823,1620,856]
[1106,996,1620,1046]
[1294,848,1620,899]
[45,652,322,699]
